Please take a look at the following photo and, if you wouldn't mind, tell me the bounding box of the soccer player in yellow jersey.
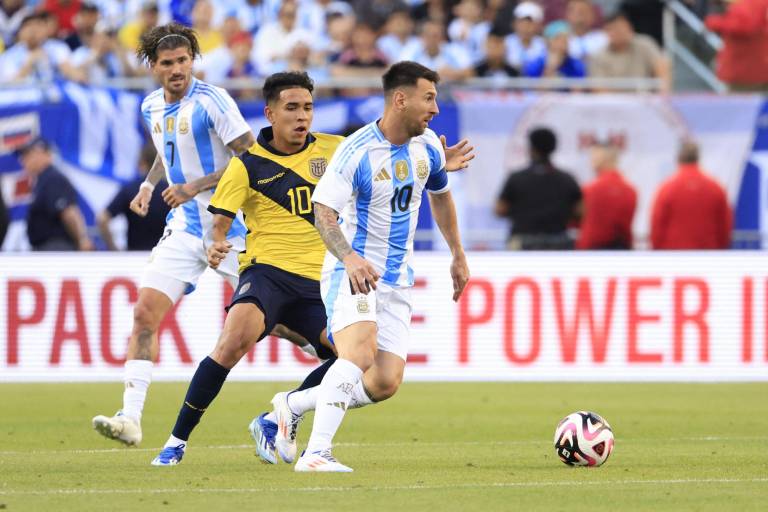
[151,72,342,466]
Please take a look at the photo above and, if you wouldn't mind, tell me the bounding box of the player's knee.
[133,301,160,331]
[369,373,402,401]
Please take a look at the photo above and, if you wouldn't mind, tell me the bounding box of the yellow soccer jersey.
[208,127,343,280]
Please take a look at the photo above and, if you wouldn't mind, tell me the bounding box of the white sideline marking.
[0,437,766,456]
[1,478,766,496]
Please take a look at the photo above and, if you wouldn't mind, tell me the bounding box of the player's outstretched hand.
[207,240,232,269]
[343,252,380,295]
[441,135,475,172]
[162,183,197,208]
[129,187,152,217]
[450,251,470,302]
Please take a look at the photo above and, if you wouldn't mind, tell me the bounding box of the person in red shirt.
[705,0,768,90]
[577,141,637,249]
[651,140,732,250]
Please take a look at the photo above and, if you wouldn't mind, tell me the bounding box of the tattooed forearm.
[186,132,256,194]
[314,203,353,261]
[145,154,166,186]
[227,131,256,154]
[187,168,225,194]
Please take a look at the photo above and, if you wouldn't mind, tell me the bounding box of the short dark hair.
[382,61,440,96]
[528,127,557,157]
[137,23,200,65]
[262,71,314,104]
[18,12,48,30]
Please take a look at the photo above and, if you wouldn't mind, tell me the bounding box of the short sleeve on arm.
[47,174,78,214]
[423,131,449,194]
[312,138,363,213]
[208,157,250,218]
[204,86,251,146]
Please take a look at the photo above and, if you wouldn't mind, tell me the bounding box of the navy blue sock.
[293,356,336,392]
[171,356,230,441]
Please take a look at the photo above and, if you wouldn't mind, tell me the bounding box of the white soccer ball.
[553,411,614,467]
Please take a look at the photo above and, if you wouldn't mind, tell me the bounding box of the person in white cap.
[505,1,546,69]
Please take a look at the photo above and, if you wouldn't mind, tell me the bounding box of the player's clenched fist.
[207,240,232,269]
[343,252,379,295]
[129,187,152,217]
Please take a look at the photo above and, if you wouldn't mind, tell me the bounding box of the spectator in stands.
[495,127,582,250]
[71,23,138,84]
[377,8,419,63]
[577,140,637,249]
[98,144,169,251]
[705,0,768,91]
[524,21,587,78]
[334,23,389,74]
[505,1,547,69]
[0,0,33,48]
[118,1,158,52]
[253,0,313,74]
[191,0,223,54]
[651,140,732,250]
[0,12,84,82]
[448,0,492,64]
[474,30,520,78]
[566,0,608,59]
[43,0,81,38]
[225,30,259,89]
[235,0,271,35]
[325,13,356,62]
[269,39,330,80]
[402,20,473,81]
[17,137,93,251]
[64,1,99,51]
[589,11,670,92]
[353,0,408,31]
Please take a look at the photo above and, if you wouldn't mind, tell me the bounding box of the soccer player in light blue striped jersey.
[92,24,316,449]
[292,61,473,472]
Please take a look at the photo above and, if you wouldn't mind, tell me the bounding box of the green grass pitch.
[1,382,766,511]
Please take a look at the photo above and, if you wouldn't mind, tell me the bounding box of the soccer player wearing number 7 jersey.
[293,61,472,472]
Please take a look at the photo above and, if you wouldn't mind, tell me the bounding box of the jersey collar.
[257,127,316,156]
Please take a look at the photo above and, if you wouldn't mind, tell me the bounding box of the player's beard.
[407,116,426,138]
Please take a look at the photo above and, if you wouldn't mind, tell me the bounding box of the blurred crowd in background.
[0,0,751,93]
[0,1,748,252]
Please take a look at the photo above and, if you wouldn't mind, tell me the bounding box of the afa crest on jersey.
[416,159,428,180]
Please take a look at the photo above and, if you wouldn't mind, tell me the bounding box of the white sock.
[305,359,362,454]
[287,387,320,416]
[163,434,187,449]
[349,379,375,409]
[122,360,153,422]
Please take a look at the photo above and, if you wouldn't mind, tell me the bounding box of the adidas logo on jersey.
[374,168,391,182]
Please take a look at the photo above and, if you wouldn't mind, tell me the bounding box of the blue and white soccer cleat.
[151,444,186,466]
[294,449,353,473]
[249,413,278,464]
[272,392,303,463]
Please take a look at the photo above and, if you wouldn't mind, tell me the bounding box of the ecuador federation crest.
[310,157,327,178]
[416,159,428,180]
[395,160,409,181]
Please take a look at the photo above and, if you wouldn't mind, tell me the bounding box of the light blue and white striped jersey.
[312,121,450,288]
[141,77,249,240]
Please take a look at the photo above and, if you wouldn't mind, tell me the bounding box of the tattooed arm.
[314,202,379,294]
[162,131,256,208]
[129,154,165,217]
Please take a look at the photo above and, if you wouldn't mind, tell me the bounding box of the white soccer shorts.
[321,262,413,361]
[140,229,243,304]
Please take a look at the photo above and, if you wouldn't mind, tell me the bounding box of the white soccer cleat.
[92,412,142,446]
[271,392,303,463]
[294,449,353,473]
